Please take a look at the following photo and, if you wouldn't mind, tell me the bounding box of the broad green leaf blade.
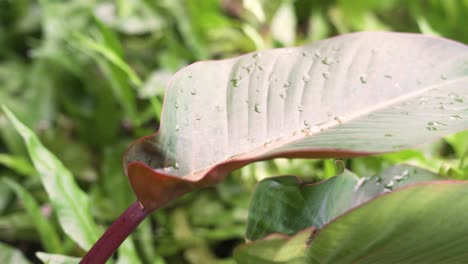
[0,242,31,264]
[306,182,468,263]
[2,106,100,250]
[246,173,357,240]
[246,165,442,240]
[3,178,63,253]
[124,32,468,209]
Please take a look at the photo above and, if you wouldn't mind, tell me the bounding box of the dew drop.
[426,126,437,131]
[449,93,463,102]
[175,124,179,131]
[302,74,310,82]
[191,88,197,95]
[427,121,447,126]
[322,57,333,65]
[175,102,179,109]
[334,116,343,123]
[254,104,262,113]
[394,170,409,182]
[375,177,382,185]
[252,52,261,58]
[360,74,367,84]
[303,120,311,128]
[279,91,286,99]
[242,64,253,73]
[195,115,201,120]
[231,78,240,87]
[384,180,394,190]
[354,177,368,191]
[257,65,264,71]
[441,74,447,80]
[216,105,224,112]
[297,105,304,112]
[322,71,330,79]
[174,162,180,169]
[384,74,392,79]
[449,115,462,120]
[283,81,291,88]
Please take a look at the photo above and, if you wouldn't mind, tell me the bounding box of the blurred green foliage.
[0,0,466,263]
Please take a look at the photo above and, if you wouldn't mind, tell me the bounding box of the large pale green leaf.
[124,32,468,209]
[236,165,468,263]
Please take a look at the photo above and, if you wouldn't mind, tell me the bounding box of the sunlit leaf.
[124,32,468,209]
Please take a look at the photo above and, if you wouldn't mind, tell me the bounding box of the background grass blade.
[2,105,100,250]
[36,252,80,264]
[0,242,31,264]
[3,178,63,253]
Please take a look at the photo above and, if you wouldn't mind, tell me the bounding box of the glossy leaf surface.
[124,32,468,209]
[236,165,468,263]
[246,164,441,240]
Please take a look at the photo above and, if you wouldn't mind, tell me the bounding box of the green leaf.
[246,164,441,240]
[234,228,312,264]
[124,32,468,210]
[270,1,296,46]
[36,252,80,264]
[0,242,31,264]
[238,165,468,263]
[2,106,100,250]
[306,181,468,263]
[0,154,36,176]
[3,178,62,253]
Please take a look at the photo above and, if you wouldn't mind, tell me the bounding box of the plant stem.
[80,201,151,264]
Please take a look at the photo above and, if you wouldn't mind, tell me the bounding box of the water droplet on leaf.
[354,177,368,191]
[449,115,462,120]
[231,78,240,87]
[360,74,367,84]
[384,180,394,190]
[254,104,262,113]
[394,170,409,182]
[322,57,333,65]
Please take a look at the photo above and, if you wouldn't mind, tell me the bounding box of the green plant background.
[0,0,467,263]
